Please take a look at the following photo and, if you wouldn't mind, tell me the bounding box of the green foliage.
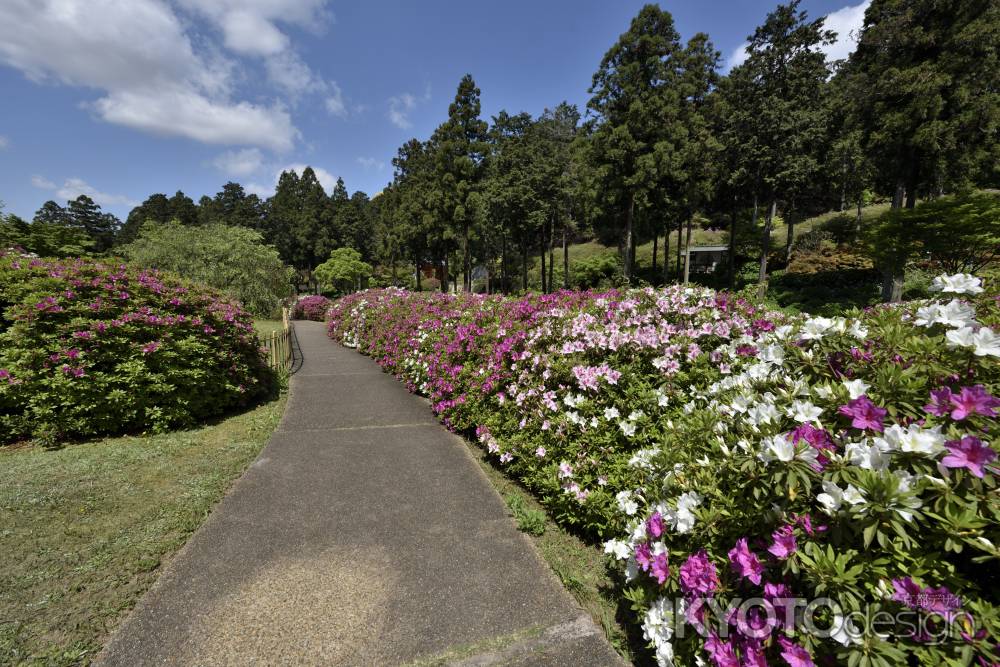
[121,222,293,317]
[864,192,1000,275]
[314,247,373,294]
[0,256,275,443]
[571,253,622,289]
[505,493,547,536]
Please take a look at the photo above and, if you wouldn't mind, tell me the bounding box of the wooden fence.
[261,308,294,374]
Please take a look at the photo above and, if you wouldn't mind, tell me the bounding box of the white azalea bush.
[328,275,999,666]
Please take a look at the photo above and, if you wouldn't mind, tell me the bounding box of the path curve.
[98,321,624,666]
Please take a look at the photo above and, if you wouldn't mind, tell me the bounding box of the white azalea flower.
[971,327,1000,357]
[930,273,984,295]
[625,557,639,582]
[880,423,945,456]
[831,613,863,646]
[787,399,823,423]
[945,326,977,349]
[604,406,620,419]
[628,410,646,421]
[816,480,865,513]
[813,383,835,400]
[619,421,637,437]
[800,317,835,340]
[761,434,795,462]
[847,320,869,339]
[842,378,870,400]
[616,490,639,516]
[759,343,785,365]
[844,439,891,471]
[603,539,631,560]
[936,299,977,328]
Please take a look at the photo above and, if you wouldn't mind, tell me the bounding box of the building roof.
[685,245,729,253]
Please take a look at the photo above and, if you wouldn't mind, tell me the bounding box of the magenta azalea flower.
[650,552,669,585]
[838,395,887,432]
[679,550,719,596]
[728,538,763,586]
[767,525,798,560]
[635,543,652,571]
[924,387,953,417]
[941,436,997,478]
[646,512,665,539]
[704,633,740,667]
[948,385,1000,420]
[891,577,923,608]
[777,636,815,667]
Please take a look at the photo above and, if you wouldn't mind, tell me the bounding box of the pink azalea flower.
[728,538,763,586]
[949,385,1000,420]
[704,633,740,667]
[767,525,798,560]
[635,543,653,571]
[941,436,997,478]
[679,550,719,596]
[838,395,887,432]
[891,577,923,608]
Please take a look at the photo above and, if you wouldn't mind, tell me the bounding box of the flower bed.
[327,276,999,666]
[291,294,332,321]
[0,256,274,443]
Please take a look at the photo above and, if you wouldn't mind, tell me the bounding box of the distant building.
[684,245,729,274]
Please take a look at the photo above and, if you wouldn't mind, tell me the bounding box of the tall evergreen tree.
[67,195,116,251]
[33,200,71,226]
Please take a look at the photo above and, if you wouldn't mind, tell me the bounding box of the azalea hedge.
[0,255,274,443]
[291,294,331,321]
[328,276,1000,667]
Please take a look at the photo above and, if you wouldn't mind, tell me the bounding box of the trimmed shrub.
[291,294,331,321]
[328,276,1000,666]
[0,256,274,443]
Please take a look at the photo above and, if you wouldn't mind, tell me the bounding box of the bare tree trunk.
[540,227,547,294]
[663,224,670,284]
[728,203,737,290]
[757,200,776,299]
[442,249,449,294]
[784,204,795,265]
[855,195,863,235]
[652,234,658,283]
[676,221,683,282]
[683,214,694,284]
[463,222,470,292]
[547,215,554,292]
[623,193,634,283]
[881,181,907,302]
[630,228,637,280]
[562,225,569,289]
[500,232,507,294]
[521,235,528,292]
[415,253,422,292]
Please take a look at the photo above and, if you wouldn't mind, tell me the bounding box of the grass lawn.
[253,319,285,336]
[0,395,286,665]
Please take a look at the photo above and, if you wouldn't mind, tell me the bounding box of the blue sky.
[0,0,869,221]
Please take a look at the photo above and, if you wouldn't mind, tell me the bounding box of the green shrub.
[0,256,275,443]
[121,222,293,318]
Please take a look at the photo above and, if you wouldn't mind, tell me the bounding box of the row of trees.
[367,0,999,299]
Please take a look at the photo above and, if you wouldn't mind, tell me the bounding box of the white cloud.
[31,175,56,189]
[821,1,870,62]
[325,82,347,116]
[218,9,289,56]
[0,0,300,151]
[212,148,265,177]
[31,176,137,207]
[388,93,417,129]
[725,1,871,70]
[265,50,327,97]
[356,157,385,170]
[0,135,7,149]
[282,164,338,194]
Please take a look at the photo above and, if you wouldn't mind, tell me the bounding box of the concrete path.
[98,321,624,666]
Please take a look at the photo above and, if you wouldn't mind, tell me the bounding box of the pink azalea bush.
[291,294,331,321]
[327,276,999,666]
[0,256,274,443]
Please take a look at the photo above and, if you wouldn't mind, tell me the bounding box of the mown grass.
[253,319,285,336]
[0,395,286,665]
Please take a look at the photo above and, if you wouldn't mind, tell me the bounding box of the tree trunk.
[676,220,683,282]
[757,200,776,299]
[683,214,694,284]
[540,227,547,294]
[855,195,863,235]
[501,232,508,294]
[463,222,470,292]
[652,234,658,283]
[547,215,554,292]
[415,255,422,291]
[562,225,569,289]
[728,203,737,290]
[663,224,670,284]
[623,193,634,283]
[521,235,528,292]
[881,182,907,302]
[442,249,449,294]
[630,227,637,280]
[784,205,795,265]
